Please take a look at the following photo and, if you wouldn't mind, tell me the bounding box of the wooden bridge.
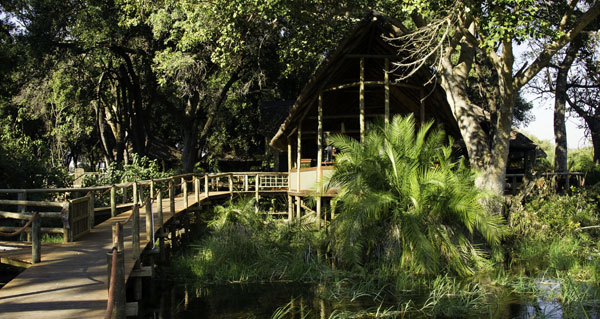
[0,172,288,318]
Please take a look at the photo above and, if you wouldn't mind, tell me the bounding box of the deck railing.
[505,171,585,195]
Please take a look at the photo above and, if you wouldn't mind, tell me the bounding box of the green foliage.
[569,147,600,185]
[508,186,600,280]
[510,188,599,241]
[169,198,328,283]
[83,154,170,186]
[0,117,68,189]
[328,115,505,277]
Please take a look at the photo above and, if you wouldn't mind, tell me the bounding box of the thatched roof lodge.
[268,13,540,218]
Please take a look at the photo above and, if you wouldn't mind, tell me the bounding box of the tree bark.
[553,39,581,176]
[181,97,199,173]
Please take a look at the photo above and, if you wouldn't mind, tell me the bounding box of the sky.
[521,97,590,149]
[514,42,591,150]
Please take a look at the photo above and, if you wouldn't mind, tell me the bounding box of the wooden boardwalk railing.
[0,172,289,319]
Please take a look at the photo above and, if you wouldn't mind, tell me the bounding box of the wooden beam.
[287,137,293,220]
[323,81,421,92]
[360,57,365,143]
[316,93,323,229]
[296,122,302,192]
[0,199,65,208]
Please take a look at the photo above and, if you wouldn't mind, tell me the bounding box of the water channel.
[137,279,600,319]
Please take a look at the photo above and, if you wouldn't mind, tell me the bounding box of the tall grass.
[168,198,329,283]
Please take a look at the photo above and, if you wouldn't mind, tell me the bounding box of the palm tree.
[327,115,505,277]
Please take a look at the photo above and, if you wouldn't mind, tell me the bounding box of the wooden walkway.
[0,191,228,318]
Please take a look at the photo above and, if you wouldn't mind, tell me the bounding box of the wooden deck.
[0,191,229,318]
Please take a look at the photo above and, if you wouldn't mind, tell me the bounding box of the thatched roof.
[269,12,540,157]
[269,12,462,151]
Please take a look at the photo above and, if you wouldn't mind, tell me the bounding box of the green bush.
[508,186,600,279]
[169,198,328,283]
[327,115,505,277]
[83,154,171,186]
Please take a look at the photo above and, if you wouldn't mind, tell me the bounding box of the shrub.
[327,115,505,277]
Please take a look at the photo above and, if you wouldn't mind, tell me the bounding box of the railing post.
[18,191,27,241]
[255,174,260,212]
[169,180,175,216]
[122,186,128,205]
[194,176,200,204]
[132,182,138,205]
[145,198,153,242]
[106,249,126,319]
[255,174,260,202]
[88,191,95,229]
[150,180,155,200]
[112,223,124,252]
[228,174,233,194]
[132,204,140,259]
[244,175,249,192]
[61,201,72,243]
[183,178,188,209]
[111,186,117,217]
[204,175,209,197]
[157,191,165,263]
[32,213,41,264]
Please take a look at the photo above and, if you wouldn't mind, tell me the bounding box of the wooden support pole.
[287,138,293,220]
[18,191,27,241]
[255,175,260,202]
[132,182,138,205]
[150,180,155,200]
[331,199,336,220]
[88,191,95,229]
[228,174,233,194]
[384,58,390,124]
[317,93,323,228]
[204,175,209,197]
[183,212,190,244]
[244,175,249,192]
[32,213,40,264]
[296,196,301,219]
[111,186,117,217]
[106,250,126,319]
[61,202,72,243]
[122,187,128,205]
[145,198,152,242]
[112,223,124,252]
[297,122,302,192]
[194,176,200,204]
[182,178,188,209]
[132,205,140,259]
[157,191,165,263]
[360,57,365,143]
[169,180,175,216]
[170,216,178,252]
[133,261,143,301]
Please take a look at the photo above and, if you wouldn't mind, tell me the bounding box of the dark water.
[139,280,600,319]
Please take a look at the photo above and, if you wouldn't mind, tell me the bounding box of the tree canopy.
[1,0,598,192]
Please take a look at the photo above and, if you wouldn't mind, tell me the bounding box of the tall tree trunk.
[181,98,198,173]
[438,44,515,199]
[553,39,581,177]
[591,120,600,164]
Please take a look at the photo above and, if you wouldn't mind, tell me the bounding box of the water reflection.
[140,280,600,319]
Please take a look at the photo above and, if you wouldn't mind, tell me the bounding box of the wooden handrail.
[0,211,62,219]
[0,199,66,208]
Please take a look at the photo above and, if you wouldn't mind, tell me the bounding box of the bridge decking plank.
[0,191,228,318]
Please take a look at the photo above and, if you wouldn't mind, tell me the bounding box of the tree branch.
[513,1,600,89]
